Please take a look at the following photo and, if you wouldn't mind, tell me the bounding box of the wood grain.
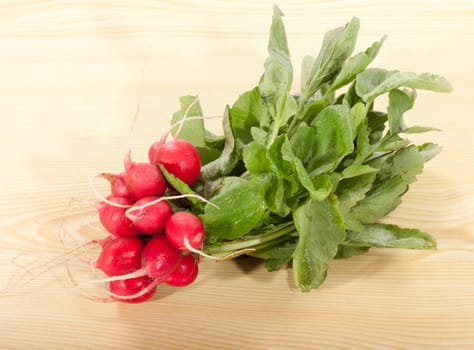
[1,1,473,349]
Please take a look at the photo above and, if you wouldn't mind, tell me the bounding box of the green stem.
[210,235,293,258]
[288,98,307,134]
[267,92,290,146]
[321,87,334,101]
[248,235,293,252]
[204,223,296,255]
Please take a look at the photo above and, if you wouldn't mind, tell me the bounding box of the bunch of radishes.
[94,137,204,303]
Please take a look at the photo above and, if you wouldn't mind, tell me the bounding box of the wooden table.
[1,1,473,349]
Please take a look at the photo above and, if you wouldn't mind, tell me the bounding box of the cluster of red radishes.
[94,137,204,303]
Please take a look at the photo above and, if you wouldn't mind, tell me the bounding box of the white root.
[0,197,103,296]
[91,165,218,214]
[0,248,88,296]
[172,97,200,140]
[125,193,218,221]
[104,278,161,301]
[89,45,152,209]
[160,97,223,143]
[169,115,223,141]
[88,175,132,208]
[126,44,152,156]
[83,269,147,284]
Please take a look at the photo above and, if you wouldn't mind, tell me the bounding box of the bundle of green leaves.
[165,6,452,292]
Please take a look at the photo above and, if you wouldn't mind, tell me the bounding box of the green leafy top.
[167,6,451,292]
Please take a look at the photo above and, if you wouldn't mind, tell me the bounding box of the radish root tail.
[89,175,132,208]
[105,278,161,302]
[125,193,218,221]
[161,108,223,143]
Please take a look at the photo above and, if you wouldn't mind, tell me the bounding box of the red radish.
[142,235,182,278]
[127,196,172,235]
[97,196,140,237]
[148,140,164,165]
[100,172,130,198]
[151,139,201,185]
[109,276,157,303]
[91,235,181,287]
[165,211,205,251]
[164,254,199,287]
[95,237,144,276]
[123,153,167,200]
[91,235,114,248]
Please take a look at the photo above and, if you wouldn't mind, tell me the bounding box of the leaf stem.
[204,223,296,255]
[288,96,307,134]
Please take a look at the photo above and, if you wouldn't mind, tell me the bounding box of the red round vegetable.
[152,139,201,185]
[91,235,114,248]
[123,155,167,200]
[164,254,199,287]
[109,276,157,303]
[128,196,172,235]
[97,196,140,237]
[148,140,164,165]
[101,172,130,198]
[95,236,144,276]
[165,211,205,251]
[143,235,181,278]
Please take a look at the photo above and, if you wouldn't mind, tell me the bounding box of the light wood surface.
[1,1,473,349]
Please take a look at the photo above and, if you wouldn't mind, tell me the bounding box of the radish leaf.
[292,196,345,292]
[345,223,437,249]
